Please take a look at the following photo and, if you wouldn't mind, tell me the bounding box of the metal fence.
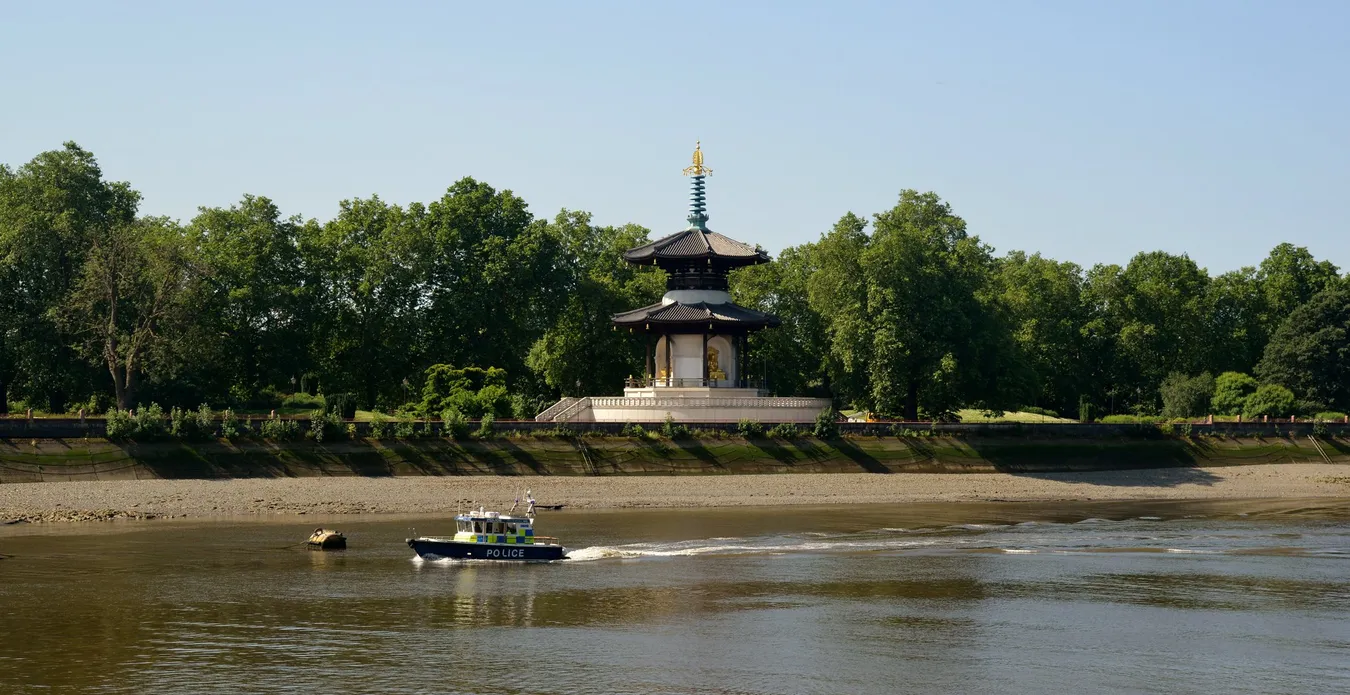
[1,416,1347,439]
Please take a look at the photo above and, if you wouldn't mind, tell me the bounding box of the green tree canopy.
[1159,372,1215,419]
[1255,288,1350,412]
[809,192,1025,420]
[1211,371,1258,416]
[526,212,664,398]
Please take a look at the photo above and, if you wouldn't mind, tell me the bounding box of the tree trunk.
[110,364,127,410]
[905,379,919,422]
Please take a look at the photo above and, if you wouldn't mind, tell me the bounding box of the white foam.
[563,536,943,561]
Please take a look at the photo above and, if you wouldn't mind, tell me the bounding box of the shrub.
[1022,406,1059,418]
[281,392,325,410]
[1242,384,1296,420]
[66,394,108,417]
[105,408,134,440]
[168,404,216,441]
[735,419,764,438]
[220,409,242,439]
[1160,372,1215,419]
[1315,411,1348,422]
[170,406,188,439]
[394,414,416,439]
[661,414,689,439]
[1212,372,1258,416]
[768,422,799,439]
[621,422,646,438]
[476,412,496,439]
[310,409,346,443]
[368,412,391,439]
[326,393,358,419]
[1100,414,1161,424]
[193,404,216,438]
[511,394,536,421]
[238,386,283,412]
[132,404,168,440]
[812,409,839,439]
[441,408,470,439]
[260,415,301,441]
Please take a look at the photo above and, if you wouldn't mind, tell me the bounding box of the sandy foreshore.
[2,464,1348,523]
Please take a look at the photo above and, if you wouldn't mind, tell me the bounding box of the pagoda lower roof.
[623,227,769,265]
[612,300,781,330]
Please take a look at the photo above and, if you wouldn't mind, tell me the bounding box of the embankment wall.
[1,434,1345,483]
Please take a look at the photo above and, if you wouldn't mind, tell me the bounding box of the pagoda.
[536,144,831,424]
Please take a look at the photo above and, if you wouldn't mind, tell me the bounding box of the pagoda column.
[702,332,710,386]
[664,333,672,386]
[738,334,747,388]
[645,334,654,383]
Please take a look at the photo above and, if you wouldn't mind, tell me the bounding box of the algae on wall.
[1,435,1344,483]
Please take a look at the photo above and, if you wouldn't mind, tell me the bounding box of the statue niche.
[707,346,727,381]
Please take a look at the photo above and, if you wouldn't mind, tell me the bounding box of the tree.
[1255,288,1350,412]
[1256,243,1340,338]
[59,217,202,409]
[422,178,561,384]
[809,192,1023,420]
[305,196,428,409]
[189,195,309,402]
[416,364,511,418]
[995,251,1090,415]
[1084,252,1212,414]
[527,212,664,397]
[0,142,139,411]
[1211,371,1258,415]
[1159,372,1214,419]
[1205,267,1266,375]
[731,243,830,397]
[1242,384,1296,420]
[806,212,872,409]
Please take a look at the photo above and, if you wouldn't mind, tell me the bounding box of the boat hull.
[407,538,566,561]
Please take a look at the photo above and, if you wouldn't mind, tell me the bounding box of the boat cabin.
[453,510,537,545]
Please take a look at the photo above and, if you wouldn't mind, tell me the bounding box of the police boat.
[406,508,566,562]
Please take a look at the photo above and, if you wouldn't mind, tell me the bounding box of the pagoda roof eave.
[611,300,781,330]
[623,228,770,266]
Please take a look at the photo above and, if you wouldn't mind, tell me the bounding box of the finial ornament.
[682,141,711,229]
[683,140,712,177]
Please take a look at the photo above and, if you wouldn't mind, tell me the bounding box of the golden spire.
[682,140,712,177]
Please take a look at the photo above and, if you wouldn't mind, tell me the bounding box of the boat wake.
[565,530,947,562]
[561,516,1350,562]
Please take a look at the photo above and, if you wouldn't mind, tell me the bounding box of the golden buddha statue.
[707,346,727,381]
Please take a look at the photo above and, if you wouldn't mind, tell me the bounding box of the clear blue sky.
[2,1,1346,273]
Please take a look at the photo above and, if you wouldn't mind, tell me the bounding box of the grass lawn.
[957,409,1077,423]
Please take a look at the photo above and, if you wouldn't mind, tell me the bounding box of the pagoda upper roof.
[623,228,770,266]
[612,300,781,330]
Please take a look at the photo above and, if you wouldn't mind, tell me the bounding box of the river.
[2,500,1349,694]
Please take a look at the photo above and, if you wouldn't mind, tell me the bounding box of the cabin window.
[474,521,484,533]
[457,520,467,533]
[506,523,517,534]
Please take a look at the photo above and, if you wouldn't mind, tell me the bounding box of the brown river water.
[3,499,1350,694]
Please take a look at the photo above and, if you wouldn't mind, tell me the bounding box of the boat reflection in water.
[407,507,567,562]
